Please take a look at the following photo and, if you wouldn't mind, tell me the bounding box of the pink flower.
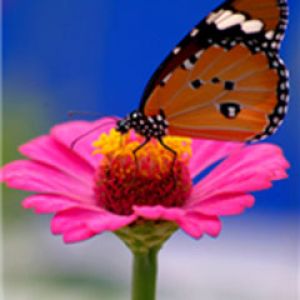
[0,118,289,244]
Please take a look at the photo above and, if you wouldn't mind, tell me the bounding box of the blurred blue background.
[3,1,299,299]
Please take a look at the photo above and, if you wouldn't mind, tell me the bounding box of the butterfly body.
[116,0,289,146]
[116,110,168,139]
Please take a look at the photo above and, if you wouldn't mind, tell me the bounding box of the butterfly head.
[116,118,131,134]
[116,111,144,135]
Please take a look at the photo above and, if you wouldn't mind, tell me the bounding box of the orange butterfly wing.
[139,0,289,142]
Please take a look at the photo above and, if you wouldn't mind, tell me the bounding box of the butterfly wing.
[139,0,289,142]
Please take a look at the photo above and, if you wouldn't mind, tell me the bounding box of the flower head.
[0,118,289,247]
[93,129,192,215]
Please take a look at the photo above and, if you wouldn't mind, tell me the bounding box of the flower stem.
[132,248,158,300]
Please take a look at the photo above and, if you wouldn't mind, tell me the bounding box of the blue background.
[3,1,299,299]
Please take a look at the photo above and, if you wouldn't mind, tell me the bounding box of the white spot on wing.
[156,115,163,121]
[230,40,237,47]
[278,120,284,127]
[265,30,275,40]
[228,106,237,118]
[216,13,246,30]
[280,94,286,101]
[183,59,194,70]
[190,28,199,37]
[241,20,264,33]
[195,50,203,59]
[277,106,284,114]
[173,47,181,55]
[214,10,233,24]
[206,9,224,24]
[284,105,289,114]
[162,73,172,84]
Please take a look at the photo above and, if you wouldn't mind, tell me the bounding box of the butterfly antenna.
[70,117,119,149]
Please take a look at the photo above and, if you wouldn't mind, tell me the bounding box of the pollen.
[92,129,193,215]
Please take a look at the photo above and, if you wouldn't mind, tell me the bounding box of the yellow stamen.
[93,129,191,174]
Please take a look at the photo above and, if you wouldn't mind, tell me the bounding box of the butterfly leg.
[158,137,178,196]
[133,137,151,171]
[158,137,177,171]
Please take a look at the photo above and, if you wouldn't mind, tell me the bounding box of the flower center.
[93,129,192,215]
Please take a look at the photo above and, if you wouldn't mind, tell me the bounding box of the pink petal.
[133,205,221,239]
[50,118,117,168]
[51,206,136,242]
[22,194,79,213]
[1,160,95,204]
[190,193,255,216]
[62,224,97,243]
[189,139,244,178]
[19,135,95,182]
[189,144,289,204]
[178,211,222,239]
[133,205,184,221]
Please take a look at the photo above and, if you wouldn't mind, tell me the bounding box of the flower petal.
[178,211,222,239]
[189,139,244,178]
[22,194,79,213]
[1,160,95,204]
[19,135,95,182]
[51,206,136,242]
[133,205,221,239]
[62,224,96,243]
[133,205,184,221]
[190,193,255,216]
[189,143,289,204]
[51,118,117,168]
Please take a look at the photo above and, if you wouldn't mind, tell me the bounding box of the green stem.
[131,248,159,300]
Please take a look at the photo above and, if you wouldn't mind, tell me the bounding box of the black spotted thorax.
[116,110,169,139]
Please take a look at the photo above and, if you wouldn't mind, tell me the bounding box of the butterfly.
[115,0,289,156]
